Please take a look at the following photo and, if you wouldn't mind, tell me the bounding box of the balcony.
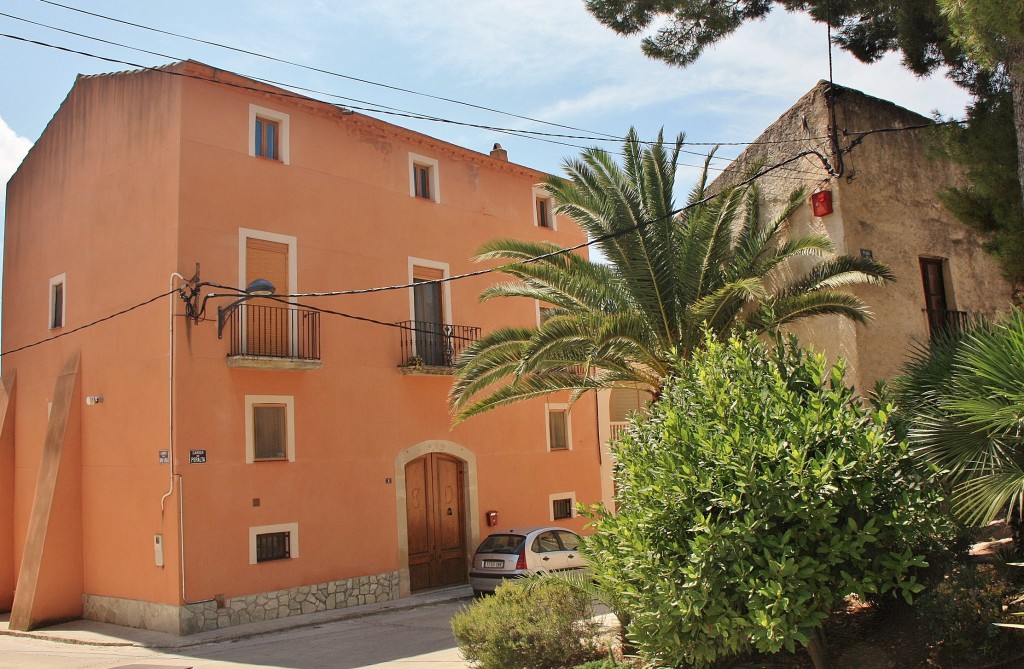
[924,308,970,340]
[222,303,322,370]
[397,320,480,374]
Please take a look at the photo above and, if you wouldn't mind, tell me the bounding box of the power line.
[8,6,839,152]
[0,30,826,181]
[0,289,175,357]
[199,148,830,302]
[34,0,621,141]
[0,144,862,358]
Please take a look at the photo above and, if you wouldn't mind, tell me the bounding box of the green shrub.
[916,563,1020,664]
[451,579,606,669]
[584,332,956,669]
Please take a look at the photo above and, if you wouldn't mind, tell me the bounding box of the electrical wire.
[0,143,869,358]
[0,30,827,180]
[4,7,837,151]
[0,289,176,357]
[34,0,622,141]
[203,147,828,302]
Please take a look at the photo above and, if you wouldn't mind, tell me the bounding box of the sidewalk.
[0,584,473,650]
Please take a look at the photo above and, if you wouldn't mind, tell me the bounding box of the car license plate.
[483,560,503,568]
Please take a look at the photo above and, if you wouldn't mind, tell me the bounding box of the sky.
[0,1,973,230]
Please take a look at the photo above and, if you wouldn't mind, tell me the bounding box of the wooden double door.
[405,453,467,591]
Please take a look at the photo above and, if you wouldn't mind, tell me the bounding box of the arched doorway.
[404,453,467,591]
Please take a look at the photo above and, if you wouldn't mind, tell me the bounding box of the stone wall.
[83,569,400,635]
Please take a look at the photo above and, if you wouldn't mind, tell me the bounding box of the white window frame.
[245,395,296,463]
[48,273,66,330]
[537,300,558,327]
[238,228,297,356]
[249,522,299,564]
[549,492,576,521]
[407,258,453,325]
[545,403,572,452]
[408,153,440,203]
[248,104,290,164]
[238,228,297,298]
[532,186,556,231]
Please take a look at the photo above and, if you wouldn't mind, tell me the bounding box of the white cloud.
[0,116,33,263]
[0,116,31,183]
[0,115,32,217]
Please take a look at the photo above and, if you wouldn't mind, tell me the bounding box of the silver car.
[468,526,587,596]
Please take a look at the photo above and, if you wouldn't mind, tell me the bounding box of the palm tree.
[893,309,1024,536]
[449,128,894,422]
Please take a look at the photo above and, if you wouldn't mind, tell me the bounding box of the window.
[532,187,556,230]
[249,522,298,564]
[245,395,295,463]
[555,530,579,551]
[546,403,570,451]
[256,531,290,562]
[538,301,557,326]
[536,196,552,228]
[551,495,575,521]
[408,153,440,202]
[408,259,452,365]
[920,257,964,338]
[414,164,431,199]
[255,117,279,160]
[49,274,65,330]
[532,531,561,553]
[239,229,296,357]
[253,404,287,460]
[248,105,290,164]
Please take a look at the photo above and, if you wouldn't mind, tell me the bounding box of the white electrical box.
[154,534,164,567]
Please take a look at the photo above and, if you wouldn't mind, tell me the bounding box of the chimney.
[490,143,508,161]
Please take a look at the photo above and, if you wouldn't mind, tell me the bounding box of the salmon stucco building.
[0,61,603,634]
[713,81,1014,392]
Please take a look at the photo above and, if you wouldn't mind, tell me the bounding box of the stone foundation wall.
[83,570,401,635]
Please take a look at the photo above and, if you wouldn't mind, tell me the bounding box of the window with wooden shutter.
[245,237,290,357]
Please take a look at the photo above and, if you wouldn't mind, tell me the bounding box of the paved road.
[0,599,472,669]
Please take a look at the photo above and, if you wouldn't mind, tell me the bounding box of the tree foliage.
[583,0,959,72]
[585,0,1024,292]
[931,80,1024,288]
[449,129,892,422]
[892,309,1024,529]
[584,332,955,669]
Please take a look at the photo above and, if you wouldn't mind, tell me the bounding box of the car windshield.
[477,534,525,555]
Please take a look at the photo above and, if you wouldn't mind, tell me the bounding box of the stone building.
[714,81,1013,392]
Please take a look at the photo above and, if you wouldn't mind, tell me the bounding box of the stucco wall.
[2,61,604,631]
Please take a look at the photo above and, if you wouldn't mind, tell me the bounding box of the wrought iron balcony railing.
[924,308,970,340]
[222,303,320,361]
[397,320,480,369]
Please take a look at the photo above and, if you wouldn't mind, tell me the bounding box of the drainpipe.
[164,272,214,605]
[161,272,185,514]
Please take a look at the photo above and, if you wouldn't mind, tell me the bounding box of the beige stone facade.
[715,81,1013,392]
[83,570,399,635]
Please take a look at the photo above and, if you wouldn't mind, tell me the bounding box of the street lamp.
[217,278,276,339]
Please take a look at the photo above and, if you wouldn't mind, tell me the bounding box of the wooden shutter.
[245,238,290,356]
